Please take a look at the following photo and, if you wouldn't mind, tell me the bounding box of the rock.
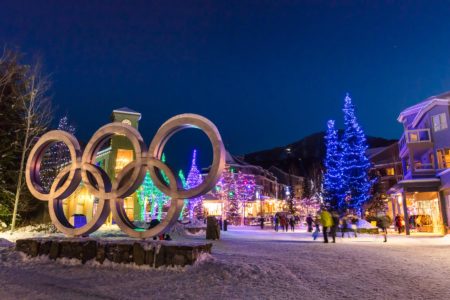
[14,238,212,267]
[96,243,106,264]
[173,253,186,266]
[144,245,155,266]
[81,240,97,263]
[132,243,145,266]
[153,244,165,268]
[49,241,60,260]
[105,243,133,264]
[60,241,82,260]
[16,239,40,257]
[38,240,52,256]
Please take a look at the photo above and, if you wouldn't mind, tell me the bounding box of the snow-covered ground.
[1,225,450,299]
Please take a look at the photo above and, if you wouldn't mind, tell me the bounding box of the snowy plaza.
[1,226,450,300]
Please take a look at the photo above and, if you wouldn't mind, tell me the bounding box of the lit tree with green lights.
[178,169,189,220]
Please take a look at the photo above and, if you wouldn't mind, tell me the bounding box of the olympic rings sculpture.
[25,114,225,238]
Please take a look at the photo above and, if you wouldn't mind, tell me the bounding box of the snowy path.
[1,227,450,299]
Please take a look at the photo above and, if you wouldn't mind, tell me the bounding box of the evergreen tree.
[40,116,76,192]
[186,150,204,219]
[219,167,240,224]
[178,169,189,220]
[236,171,256,224]
[341,94,372,212]
[0,49,51,227]
[155,153,170,220]
[323,120,344,211]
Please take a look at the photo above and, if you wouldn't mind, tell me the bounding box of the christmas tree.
[341,94,372,212]
[178,169,189,220]
[155,153,170,220]
[221,167,240,224]
[236,171,256,224]
[40,116,76,192]
[186,150,204,219]
[323,119,344,211]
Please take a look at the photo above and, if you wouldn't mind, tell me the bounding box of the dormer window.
[432,113,448,132]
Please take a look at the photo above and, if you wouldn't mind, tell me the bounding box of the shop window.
[432,113,448,132]
[436,149,450,168]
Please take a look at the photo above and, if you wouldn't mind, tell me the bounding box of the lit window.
[437,149,450,168]
[386,168,395,176]
[115,149,133,174]
[432,113,448,132]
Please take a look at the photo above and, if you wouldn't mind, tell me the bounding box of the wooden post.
[439,191,448,234]
[401,191,410,235]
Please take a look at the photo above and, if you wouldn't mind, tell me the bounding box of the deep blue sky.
[2,1,450,170]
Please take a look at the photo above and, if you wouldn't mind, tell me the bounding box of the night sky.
[2,1,450,171]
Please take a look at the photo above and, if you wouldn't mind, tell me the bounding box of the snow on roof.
[113,107,142,117]
[398,91,450,125]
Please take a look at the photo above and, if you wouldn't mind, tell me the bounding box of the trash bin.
[206,216,220,240]
[72,214,87,228]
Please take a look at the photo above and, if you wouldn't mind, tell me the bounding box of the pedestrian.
[330,211,339,243]
[289,216,295,232]
[260,216,265,230]
[350,215,358,238]
[377,215,390,243]
[395,214,404,234]
[274,215,279,232]
[285,216,289,232]
[312,215,320,240]
[341,216,351,238]
[320,208,333,243]
[280,215,286,232]
[306,214,313,233]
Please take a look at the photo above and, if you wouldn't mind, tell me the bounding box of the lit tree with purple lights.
[236,171,256,224]
[40,116,76,192]
[186,150,204,220]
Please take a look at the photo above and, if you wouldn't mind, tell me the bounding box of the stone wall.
[16,238,212,267]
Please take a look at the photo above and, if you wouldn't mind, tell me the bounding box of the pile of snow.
[357,219,377,229]
[184,218,206,229]
[0,238,13,248]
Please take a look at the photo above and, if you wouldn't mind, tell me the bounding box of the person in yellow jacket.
[320,208,334,243]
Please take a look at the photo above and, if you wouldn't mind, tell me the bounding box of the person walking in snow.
[312,215,320,240]
[280,215,286,232]
[350,215,358,238]
[306,214,314,232]
[341,216,351,238]
[377,215,390,243]
[395,214,404,234]
[330,211,340,243]
[289,216,295,232]
[320,208,333,243]
[274,215,279,232]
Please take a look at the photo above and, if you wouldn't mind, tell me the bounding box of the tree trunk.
[11,118,30,232]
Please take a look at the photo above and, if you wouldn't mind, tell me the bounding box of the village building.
[389,91,450,235]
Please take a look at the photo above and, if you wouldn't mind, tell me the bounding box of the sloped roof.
[113,107,142,119]
[398,91,450,125]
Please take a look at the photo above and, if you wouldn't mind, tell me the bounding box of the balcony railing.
[399,128,432,152]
